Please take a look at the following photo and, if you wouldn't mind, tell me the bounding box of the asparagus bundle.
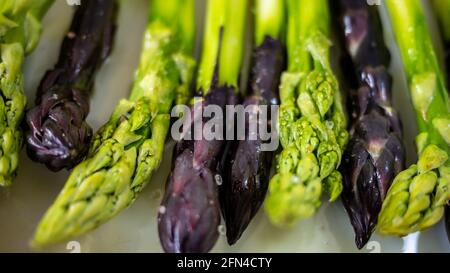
[0,0,54,186]
[220,0,285,245]
[432,0,450,87]
[378,0,450,236]
[32,0,196,246]
[158,0,247,253]
[335,0,405,249]
[25,0,117,171]
[264,0,348,226]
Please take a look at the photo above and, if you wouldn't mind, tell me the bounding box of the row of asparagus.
[1,0,449,252]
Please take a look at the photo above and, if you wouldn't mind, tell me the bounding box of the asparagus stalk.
[335,0,405,249]
[0,0,54,186]
[432,0,450,88]
[377,0,450,236]
[158,0,247,253]
[264,0,349,227]
[432,0,450,243]
[32,0,196,247]
[220,0,285,245]
[25,0,117,172]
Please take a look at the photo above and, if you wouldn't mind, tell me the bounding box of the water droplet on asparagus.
[158,206,166,215]
[215,174,223,186]
[218,225,226,236]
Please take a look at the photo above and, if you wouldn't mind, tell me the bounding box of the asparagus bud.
[0,0,54,185]
[265,0,349,227]
[159,86,238,253]
[219,0,285,245]
[378,0,450,236]
[335,0,405,249]
[26,0,117,171]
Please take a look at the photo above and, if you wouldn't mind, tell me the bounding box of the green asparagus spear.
[264,0,348,227]
[0,0,54,186]
[377,0,450,236]
[32,0,196,247]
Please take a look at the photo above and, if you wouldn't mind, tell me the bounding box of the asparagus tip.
[355,230,372,250]
[225,221,246,246]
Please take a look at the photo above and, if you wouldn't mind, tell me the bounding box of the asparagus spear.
[32,0,196,247]
[335,0,405,249]
[377,0,450,236]
[158,0,247,253]
[220,0,285,245]
[432,0,450,243]
[0,0,54,186]
[432,0,450,88]
[25,0,117,172]
[264,0,349,227]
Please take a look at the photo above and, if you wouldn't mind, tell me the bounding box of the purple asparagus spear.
[26,0,117,171]
[335,0,405,249]
[159,85,238,253]
[220,36,284,245]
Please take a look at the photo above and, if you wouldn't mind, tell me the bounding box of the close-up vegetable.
[334,0,405,249]
[32,0,195,247]
[0,0,54,186]
[158,0,247,253]
[264,0,349,227]
[377,0,450,237]
[1,0,450,254]
[25,0,117,171]
[219,0,285,245]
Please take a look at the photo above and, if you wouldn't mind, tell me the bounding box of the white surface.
[0,0,448,253]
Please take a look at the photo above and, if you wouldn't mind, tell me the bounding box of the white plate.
[0,0,449,253]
